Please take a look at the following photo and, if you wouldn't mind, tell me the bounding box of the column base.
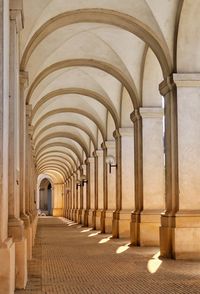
[69,209,73,220]
[52,208,63,217]
[71,209,75,221]
[160,211,200,259]
[73,209,77,221]
[20,214,32,260]
[95,210,103,231]
[15,237,27,289]
[81,209,88,226]
[130,210,161,246]
[66,209,70,219]
[105,210,114,234]
[77,209,82,224]
[8,217,29,288]
[20,214,33,260]
[139,210,161,246]
[32,214,38,245]
[112,210,119,238]
[118,210,132,239]
[0,238,15,294]
[88,210,95,228]
[130,211,140,245]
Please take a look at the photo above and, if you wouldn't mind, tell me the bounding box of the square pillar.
[88,157,95,228]
[104,141,116,234]
[114,128,135,239]
[95,150,104,231]
[139,108,165,246]
[169,74,200,259]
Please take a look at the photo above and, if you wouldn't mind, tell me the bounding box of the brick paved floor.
[16,217,200,294]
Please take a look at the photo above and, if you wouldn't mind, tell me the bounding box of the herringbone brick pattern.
[16,217,200,294]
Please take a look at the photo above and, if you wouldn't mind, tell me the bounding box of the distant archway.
[39,178,52,215]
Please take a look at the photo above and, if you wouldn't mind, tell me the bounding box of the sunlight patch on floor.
[88,231,101,237]
[116,243,131,254]
[81,228,93,233]
[147,251,162,274]
[99,236,112,244]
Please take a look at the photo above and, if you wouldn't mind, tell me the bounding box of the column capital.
[104,140,115,149]
[95,149,104,158]
[20,71,29,88]
[140,107,164,119]
[10,0,24,32]
[28,125,34,137]
[113,128,133,138]
[130,108,141,123]
[100,142,106,150]
[173,73,200,87]
[87,156,95,163]
[26,104,32,118]
[81,163,86,170]
[159,75,175,96]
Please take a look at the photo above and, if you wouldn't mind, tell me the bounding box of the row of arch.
[21,1,200,260]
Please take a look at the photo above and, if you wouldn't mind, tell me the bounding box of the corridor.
[16,217,200,294]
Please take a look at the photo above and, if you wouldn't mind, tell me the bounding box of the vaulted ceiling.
[20,0,189,183]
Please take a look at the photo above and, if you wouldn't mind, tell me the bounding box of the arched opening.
[39,178,52,215]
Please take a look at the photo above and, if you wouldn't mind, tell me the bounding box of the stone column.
[88,157,96,228]
[64,180,70,218]
[104,141,116,234]
[75,169,81,222]
[69,175,73,219]
[113,128,135,239]
[52,183,64,216]
[19,71,33,260]
[25,105,33,219]
[68,180,72,219]
[0,0,15,292]
[81,163,88,225]
[63,181,67,217]
[8,1,28,288]
[130,109,143,245]
[162,74,200,259]
[139,108,165,246]
[95,150,105,231]
[71,172,76,221]
[159,76,179,258]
